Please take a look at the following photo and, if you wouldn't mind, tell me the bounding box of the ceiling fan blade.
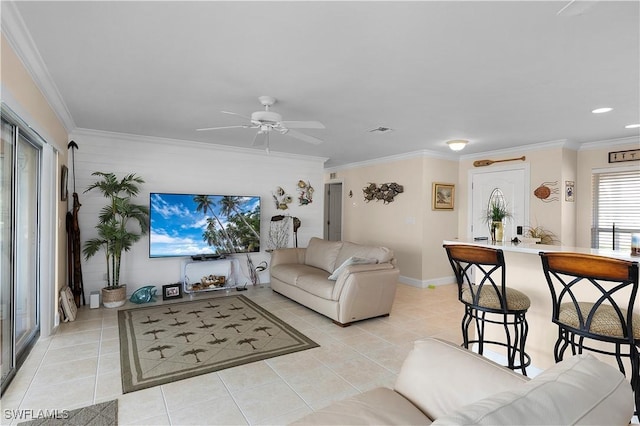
[286,129,323,145]
[282,120,325,129]
[252,131,268,147]
[196,125,250,131]
[221,110,252,120]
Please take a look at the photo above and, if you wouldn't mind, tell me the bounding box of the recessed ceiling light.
[625,124,640,129]
[592,107,613,114]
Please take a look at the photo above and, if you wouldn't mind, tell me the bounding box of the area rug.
[18,399,117,425]
[118,294,318,393]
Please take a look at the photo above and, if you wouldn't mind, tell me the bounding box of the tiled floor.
[2,283,463,425]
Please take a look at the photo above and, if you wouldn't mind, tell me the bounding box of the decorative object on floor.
[162,283,183,300]
[473,155,526,167]
[362,182,404,204]
[66,141,85,307]
[83,172,149,308]
[118,294,318,393]
[608,148,640,163]
[59,286,77,322]
[130,285,157,304]
[565,180,575,202]
[272,186,293,210]
[297,180,314,205]
[18,399,118,426]
[533,181,559,202]
[432,182,455,210]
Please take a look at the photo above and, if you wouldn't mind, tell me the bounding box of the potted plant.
[484,200,512,242]
[83,172,149,308]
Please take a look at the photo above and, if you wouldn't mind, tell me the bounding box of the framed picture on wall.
[432,182,455,210]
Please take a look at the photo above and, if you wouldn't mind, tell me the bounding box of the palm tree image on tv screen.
[149,193,260,257]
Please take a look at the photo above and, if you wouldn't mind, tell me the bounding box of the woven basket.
[102,285,126,308]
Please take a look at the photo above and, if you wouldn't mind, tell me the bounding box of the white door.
[470,165,529,241]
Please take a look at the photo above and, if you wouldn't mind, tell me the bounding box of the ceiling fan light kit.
[446,139,468,151]
[197,96,325,152]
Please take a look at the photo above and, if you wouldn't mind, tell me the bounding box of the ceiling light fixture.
[592,107,613,114]
[625,124,640,129]
[447,139,468,151]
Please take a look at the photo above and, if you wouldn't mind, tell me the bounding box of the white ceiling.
[6,1,640,167]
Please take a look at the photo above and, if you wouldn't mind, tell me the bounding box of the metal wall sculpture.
[362,182,404,204]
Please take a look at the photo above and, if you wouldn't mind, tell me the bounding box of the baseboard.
[470,345,543,378]
[399,275,455,288]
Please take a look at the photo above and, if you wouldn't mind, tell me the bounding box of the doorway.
[324,182,342,241]
[470,164,530,241]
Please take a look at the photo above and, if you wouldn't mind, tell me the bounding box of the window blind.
[592,169,640,250]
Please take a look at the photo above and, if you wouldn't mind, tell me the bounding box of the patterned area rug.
[118,294,318,393]
[18,399,117,425]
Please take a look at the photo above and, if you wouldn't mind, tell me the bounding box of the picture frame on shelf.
[432,182,455,210]
[162,283,183,300]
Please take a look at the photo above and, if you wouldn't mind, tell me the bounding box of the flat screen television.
[149,192,260,258]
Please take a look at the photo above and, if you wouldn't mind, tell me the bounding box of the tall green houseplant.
[83,172,149,291]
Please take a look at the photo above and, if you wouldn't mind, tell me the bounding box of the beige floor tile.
[217,360,280,392]
[94,370,124,401]
[20,376,96,412]
[329,355,395,389]
[284,364,357,405]
[168,394,247,425]
[48,329,103,350]
[231,379,307,424]
[41,342,100,365]
[161,372,229,412]
[31,357,98,387]
[118,386,168,425]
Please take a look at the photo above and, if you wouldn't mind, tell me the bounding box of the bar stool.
[444,244,531,375]
[539,251,640,413]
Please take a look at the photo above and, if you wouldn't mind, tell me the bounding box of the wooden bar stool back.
[444,244,531,375]
[540,251,640,412]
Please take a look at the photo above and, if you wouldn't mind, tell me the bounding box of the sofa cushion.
[394,339,528,421]
[433,353,634,425]
[305,237,343,272]
[271,264,322,285]
[290,387,431,425]
[328,256,378,280]
[297,270,335,300]
[335,241,393,268]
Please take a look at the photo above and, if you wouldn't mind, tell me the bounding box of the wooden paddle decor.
[473,156,526,167]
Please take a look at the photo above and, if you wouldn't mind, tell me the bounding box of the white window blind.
[591,169,640,251]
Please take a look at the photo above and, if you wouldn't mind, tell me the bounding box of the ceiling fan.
[197,96,325,152]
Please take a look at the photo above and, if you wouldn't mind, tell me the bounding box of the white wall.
[70,129,326,296]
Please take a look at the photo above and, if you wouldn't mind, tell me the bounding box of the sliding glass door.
[1,108,42,394]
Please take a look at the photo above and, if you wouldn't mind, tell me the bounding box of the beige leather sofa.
[293,338,634,425]
[270,237,399,326]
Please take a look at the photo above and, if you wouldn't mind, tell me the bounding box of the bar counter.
[443,238,639,372]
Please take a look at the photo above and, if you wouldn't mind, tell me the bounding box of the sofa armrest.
[270,247,306,267]
[394,338,529,421]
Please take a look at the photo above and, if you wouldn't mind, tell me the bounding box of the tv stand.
[182,258,241,294]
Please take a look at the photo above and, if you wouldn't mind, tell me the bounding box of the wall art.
[297,180,314,205]
[432,182,455,210]
[362,182,404,204]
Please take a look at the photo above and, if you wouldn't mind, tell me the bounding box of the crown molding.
[578,135,640,151]
[326,148,457,173]
[70,128,329,164]
[459,139,576,161]
[1,2,75,132]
